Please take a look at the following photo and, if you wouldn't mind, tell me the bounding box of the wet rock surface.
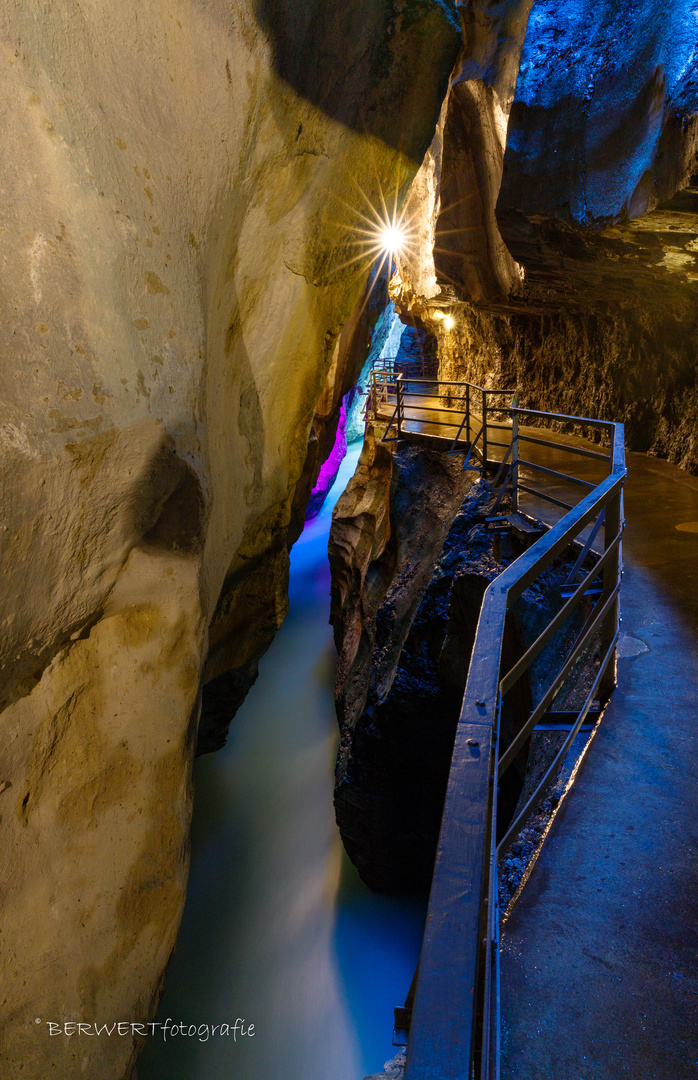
[329,424,477,734]
[364,1047,407,1079]
[391,1,698,473]
[331,437,597,893]
[2,1,696,1076]
[0,3,461,1076]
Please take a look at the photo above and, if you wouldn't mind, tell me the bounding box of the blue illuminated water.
[138,442,424,1080]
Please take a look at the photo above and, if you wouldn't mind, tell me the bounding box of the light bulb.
[378,222,407,256]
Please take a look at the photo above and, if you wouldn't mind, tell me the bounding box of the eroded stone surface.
[329,424,476,734]
[391,3,698,472]
[364,1047,407,1079]
[0,3,461,1076]
[500,0,698,225]
[330,434,599,893]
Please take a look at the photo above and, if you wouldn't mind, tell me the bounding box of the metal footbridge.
[366,361,627,1080]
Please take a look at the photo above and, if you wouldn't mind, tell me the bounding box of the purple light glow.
[306,402,348,522]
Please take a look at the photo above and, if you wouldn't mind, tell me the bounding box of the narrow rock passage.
[501,452,698,1078]
[138,443,425,1080]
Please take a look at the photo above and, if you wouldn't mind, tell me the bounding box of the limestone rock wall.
[329,432,591,894]
[392,2,698,472]
[329,424,476,733]
[436,268,698,472]
[398,0,534,307]
[499,0,698,227]
[0,4,461,1078]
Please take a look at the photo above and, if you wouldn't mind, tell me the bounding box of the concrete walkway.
[501,451,698,1079]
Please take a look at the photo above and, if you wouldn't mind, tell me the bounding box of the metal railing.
[367,369,512,464]
[377,396,626,1080]
[372,353,439,380]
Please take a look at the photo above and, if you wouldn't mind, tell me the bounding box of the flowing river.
[138,442,425,1080]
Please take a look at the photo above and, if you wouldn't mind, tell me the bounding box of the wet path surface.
[138,444,424,1080]
[500,453,698,1078]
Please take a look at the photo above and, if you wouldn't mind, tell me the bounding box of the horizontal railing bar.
[513,406,615,430]
[378,412,468,428]
[378,393,467,406]
[402,425,470,436]
[403,404,470,412]
[497,631,618,857]
[533,723,595,732]
[402,401,469,411]
[403,405,469,413]
[517,483,575,511]
[403,423,468,432]
[400,401,468,409]
[517,433,611,462]
[388,378,513,393]
[506,472,623,604]
[403,423,470,434]
[498,581,620,778]
[401,393,466,401]
[381,397,498,429]
[392,378,472,387]
[517,459,595,489]
[500,532,622,695]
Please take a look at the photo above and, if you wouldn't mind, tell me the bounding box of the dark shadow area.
[141,464,205,554]
[333,484,593,895]
[253,0,461,163]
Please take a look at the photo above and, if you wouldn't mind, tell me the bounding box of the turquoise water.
[138,443,425,1080]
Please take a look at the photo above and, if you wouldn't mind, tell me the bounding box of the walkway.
[500,452,698,1079]
[372,381,697,1077]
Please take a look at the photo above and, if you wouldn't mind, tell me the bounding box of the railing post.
[397,374,403,442]
[482,389,488,474]
[599,483,622,703]
[466,383,471,445]
[511,405,519,514]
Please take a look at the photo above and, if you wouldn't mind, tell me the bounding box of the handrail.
[396,396,626,1080]
[497,627,619,856]
[513,405,616,430]
[518,432,610,462]
[499,531,622,696]
[497,576,620,776]
[367,370,515,471]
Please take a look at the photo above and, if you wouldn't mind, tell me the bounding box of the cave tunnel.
[1,3,697,1080]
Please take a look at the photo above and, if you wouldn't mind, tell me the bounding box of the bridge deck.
[500,452,698,1078]
[375,393,610,548]
[372,383,696,1076]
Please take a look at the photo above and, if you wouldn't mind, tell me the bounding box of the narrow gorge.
[0,2,696,1080]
